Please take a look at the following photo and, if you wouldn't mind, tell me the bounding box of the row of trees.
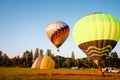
[53,51,120,68]
[0,50,33,67]
[0,49,120,68]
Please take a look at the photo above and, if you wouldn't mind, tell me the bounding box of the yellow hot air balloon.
[72,12,120,65]
[46,20,70,51]
[31,55,55,69]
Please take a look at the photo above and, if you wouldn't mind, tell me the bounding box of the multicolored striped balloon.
[31,55,55,69]
[46,21,70,51]
[72,12,120,63]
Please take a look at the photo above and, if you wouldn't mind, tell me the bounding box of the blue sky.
[0,0,120,58]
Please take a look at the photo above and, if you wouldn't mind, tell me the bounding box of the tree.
[0,51,2,66]
[49,53,54,60]
[81,58,89,68]
[2,53,10,66]
[40,49,43,56]
[11,56,17,67]
[23,50,33,67]
[23,51,29,67]
[78,59,83,68]
[64,58,71,68]
[46,49,51,56]
[16,55,20,66]
[75,59,79,67]
[110,51,118,59]
[71,51,75,67]
[71,51,75,60]
[0,51,2,59]
[54,56,61,68]
[34,48,39,61]
[30,50,33,66]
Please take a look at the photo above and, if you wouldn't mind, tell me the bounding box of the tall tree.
[23,50,32,67]
[71,51,75,60]
[34,48,39,61]
[0,51,2,59]
[54,56,60,68]
[71,51,75,67]
[11,56,17,67]
[16,55,20,66]
[2,53,10,66]
[46,49,51,56]
[0,51,2,66]
[40,49,43,56]
[30,50,33,65]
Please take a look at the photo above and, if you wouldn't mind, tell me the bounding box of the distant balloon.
[31,55,55,69]
[46,20,70,51]
[72,12,120,65]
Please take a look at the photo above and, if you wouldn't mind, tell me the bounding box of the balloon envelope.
[31,55,55,69]
[46,21,70,51]
[72,12,120,60]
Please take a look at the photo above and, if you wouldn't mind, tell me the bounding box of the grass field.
[0,67,120,80]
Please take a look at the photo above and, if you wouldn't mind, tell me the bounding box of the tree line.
[0,48,120,68]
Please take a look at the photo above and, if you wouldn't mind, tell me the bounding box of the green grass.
[0,67,119,80]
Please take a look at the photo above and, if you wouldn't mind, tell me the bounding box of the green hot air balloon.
[72,12,120,65]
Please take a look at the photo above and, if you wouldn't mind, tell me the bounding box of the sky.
[0,0,120,59]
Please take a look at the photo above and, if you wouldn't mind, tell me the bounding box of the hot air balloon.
[46,20,70,51]
[31,55,55,69]
[72,12,120,65]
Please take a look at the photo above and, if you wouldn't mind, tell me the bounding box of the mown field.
[0,67,120,80]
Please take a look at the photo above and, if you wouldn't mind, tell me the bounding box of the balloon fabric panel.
[31,55,44,68]
[36,55,44,68]
[31,57,38,68]
[79,40,117,59]
[50,26,69,48]
[40,55,55,69]
[73,13,120,45]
